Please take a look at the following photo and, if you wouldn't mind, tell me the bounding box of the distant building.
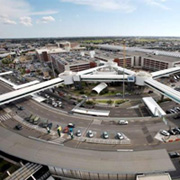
[97,45,180,71]
[36,48,66,62]
[36,42,85,62]
[50,52,97,73]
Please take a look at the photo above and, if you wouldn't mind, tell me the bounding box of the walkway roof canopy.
[142,97,166,117]
[92,82,107,94]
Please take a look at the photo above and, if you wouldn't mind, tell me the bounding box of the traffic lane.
[168,117,180,128]
[0,82,12,94]
[160,101,179,111]
[65,140,133,151]
[4,104,180,151]
[13,99,172,146]
[2,118,44,138]
[18,100,92,127]
[169,156,180,179]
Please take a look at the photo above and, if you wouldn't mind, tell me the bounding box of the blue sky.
[0,0,180,38]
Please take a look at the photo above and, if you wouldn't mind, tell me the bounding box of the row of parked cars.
[25,114,40,125]
[173,74,180,80]
[166,107,180,114]
[44,94,62,108]
[81,130,125,140]
[160,127,180,136]
[63,126,125,140]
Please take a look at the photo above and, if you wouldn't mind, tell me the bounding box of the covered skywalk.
[81,74,129,82]
[151,66,180,79]
[13,80,40,90]
[145,78,180,104]
[113,65,135,76]
[142,97,166,117]
[0,71,13,76]
[76,65,108,76]
[0,78,63,106]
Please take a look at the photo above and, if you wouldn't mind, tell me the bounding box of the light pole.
[123,40,126,99]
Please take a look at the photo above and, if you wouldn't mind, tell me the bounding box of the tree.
[107,99,113,105]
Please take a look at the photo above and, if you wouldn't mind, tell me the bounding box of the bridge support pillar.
[161,95,164,101]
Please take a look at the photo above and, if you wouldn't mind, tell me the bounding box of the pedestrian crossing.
[0,113,11,122]
[49,137,65,144]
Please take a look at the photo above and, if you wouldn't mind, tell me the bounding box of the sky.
[0,0,180,38]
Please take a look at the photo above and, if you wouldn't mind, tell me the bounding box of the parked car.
[76,130,82,137]
[29,115,36,123]
[33,116,40,125]
[17,106,24,110]
[57,101,62,107]
[40,119,49,128]
[116,133,124,140]
[116,93,122,96]
[87,130,94,138]
[168,129,176,135]
[174,107,180,112]
[160,130,170,136]
[15,124,22,130]
[170,109,177,114]
[166,110,171,114]
[169,152,180,158]
[52,101,58,108]
[118,120,128,125]
[172,127,180,134]
[103,131,109,139]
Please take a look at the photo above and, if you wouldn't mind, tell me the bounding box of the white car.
[160,130,170,136]
[117,133,124,140]
[76,130,82,137]
[52,101,58,107]
[103,131,109,139]
[118,120,128,125]
[87,130,94,138]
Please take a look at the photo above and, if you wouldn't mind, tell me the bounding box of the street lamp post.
[123,40,126,99]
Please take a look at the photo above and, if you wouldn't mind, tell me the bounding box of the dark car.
[17,106,24,110]
[148,90,153,94]
[15,124,22,130]
[168,129,176,135]
[173,127,180,134]
[169,152,180,158]
[166,110,171,114]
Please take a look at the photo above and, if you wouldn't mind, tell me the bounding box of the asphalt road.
[0,80,180,152]
[1,80,180,178]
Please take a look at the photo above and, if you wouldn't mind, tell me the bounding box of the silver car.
[76,130,82,137]
[118,120,128,125]
[160,130,170,136]
[87,130,94,138]
[117,133,124,140]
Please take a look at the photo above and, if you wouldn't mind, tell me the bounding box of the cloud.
[3,18,17,25]
[0,0,58,21]
[38,16,55,23]
[144,0,170,10]
[0,0,31,18]
[20,16,32,26]
[61,0,136,12]
[30,10,59,16]
[0,15,17,25]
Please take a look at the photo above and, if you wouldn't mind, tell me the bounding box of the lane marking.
[117,149,133,152]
